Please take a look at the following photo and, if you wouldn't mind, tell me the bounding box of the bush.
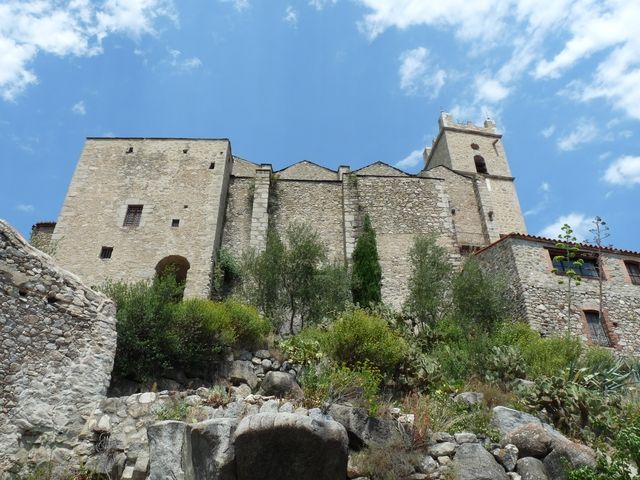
[300,362,382,415]
[453,256,509,333]
[279,327,326,366]
[103,273,184,381]
[324,308,408,374]
[492,322,583,379]
[171,298,269,373]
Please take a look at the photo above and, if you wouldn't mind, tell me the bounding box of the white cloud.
[398,47,446,98]
[0,0,176,100]
[284,6,298,27]
[474,76,509,103]
[395,149,424,170]
[219,0,249,11]
[352,0,640,120]
[557,120,598,151]
[167,49,202,72]
[309,0,337,10]
[524,181,551,216]
[15,203,34,213]
[603,155,640,187]
[539,213,592,242]
[541,125,555,138]
[71,100,86,115]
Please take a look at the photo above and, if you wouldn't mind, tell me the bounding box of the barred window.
[585,311,611,347]
[99,246,113,259]
[123,205,143,227]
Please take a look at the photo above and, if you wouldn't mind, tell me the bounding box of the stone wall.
[221,177,254,257]
[272,180,345,262]
[424,167,486,247]
[0,220,116,476]
[357,176,459,308]
[52,138,233,298]
[476,236,640,356]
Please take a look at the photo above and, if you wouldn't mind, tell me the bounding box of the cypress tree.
[351,214,382,306]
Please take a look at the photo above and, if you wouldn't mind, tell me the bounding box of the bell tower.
[423,112,527,247]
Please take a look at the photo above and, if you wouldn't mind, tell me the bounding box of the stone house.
[476,233,640,356]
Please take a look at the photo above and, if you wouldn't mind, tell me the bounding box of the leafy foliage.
[453,256,509,333]
[351,214,382,306]
[404,235,453,327]
[324,308,408,374]
[300,362,382,415]
[103,275,268,382]
[102,273,184,381]
[238,222,350,331]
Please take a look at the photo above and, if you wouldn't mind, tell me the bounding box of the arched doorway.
[155,255,191,284]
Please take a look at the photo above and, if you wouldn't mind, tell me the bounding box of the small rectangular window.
[126,146,133,154]
[209,162,215,169]
[99,246,113,259]
[585,311,611,347]
[172,219,180,227]
[123,205,143,227]
[625,261,640,285]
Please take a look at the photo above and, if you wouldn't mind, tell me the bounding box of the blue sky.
[1,0,639,250]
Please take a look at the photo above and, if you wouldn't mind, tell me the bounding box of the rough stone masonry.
[0,220,117,476]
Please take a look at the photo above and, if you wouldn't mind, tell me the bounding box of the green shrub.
[453,256,509,333]
[157,399,190,421]
[324,309,408,374]
[301,362,382,415]
[279,327,326,366]
[220,299,270,350]
[492,322,583,379]
[170,299,235,373]
[102,273,184,381]
[485,345,526,387]
[581,346,617,374]
[171,298,269,373]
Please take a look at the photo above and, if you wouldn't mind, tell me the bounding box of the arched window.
[474,155,488,174]
[155,255,190,284]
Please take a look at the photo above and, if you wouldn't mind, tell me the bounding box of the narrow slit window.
[123,205,143,227]
[126,146,134,154]
[100,246,113,259]
[209,162,215,170]
[172,219,180,227]
[585,310,611,347]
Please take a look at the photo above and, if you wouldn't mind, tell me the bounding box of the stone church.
[37,112,639,355]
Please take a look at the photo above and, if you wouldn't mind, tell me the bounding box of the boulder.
[454,392,484,406]
[258,371,304,399]
[454,432,478,444]
[491,407,542,437]
[228,361,258,390]
[452,443,509,480]
[502,424,554,459]
[147,421,193,480]
[516,457,549,480]
[543,442,596,480]
[327,404,406,450]
[418,455,439,475]
[234,412,348,480]
[428,442,457,457]
[492,444,519,472]
[190,418,237,480]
